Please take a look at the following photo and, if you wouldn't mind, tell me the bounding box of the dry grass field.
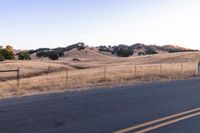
[0,49,199,99]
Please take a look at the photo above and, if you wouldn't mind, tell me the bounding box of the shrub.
[18,52,31,60]
[77,43,85,50]
[0,45,15,60]
[145,48,158,55]
[48,51,59,60]
[0,49,5,61]
[28,49,37,54]
[98,46,111,52]
[112,45,133,57]
[36,51,49,58]
[55,49,64,57]
[1,45,15,59]
[0,46,4,61]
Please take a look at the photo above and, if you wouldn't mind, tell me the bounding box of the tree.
[0,46,5,61]
[98,46,111,52]
[77,43,85,50]
[0,45,15,60]
[2,45,15,59]
[18,52,31,60]
[36,51,49,58]
[112,45,133,57]
[48,51,59,60]
[55,49,64,57]
[145,48,158,55]
[28,49,37,54]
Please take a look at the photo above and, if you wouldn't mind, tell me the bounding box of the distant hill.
[119,43,197,55]
[129,43,196,53]
[27,42,198,59]
[161,45,191,51]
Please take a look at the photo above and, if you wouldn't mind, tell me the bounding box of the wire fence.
[0,61,199,98]
[0,68,20,88]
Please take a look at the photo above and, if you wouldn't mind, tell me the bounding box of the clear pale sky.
[0,0,200,49]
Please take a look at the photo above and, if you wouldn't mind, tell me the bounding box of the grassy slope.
[0,48,199,99]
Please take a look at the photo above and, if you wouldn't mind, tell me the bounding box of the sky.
[0,0,200,50]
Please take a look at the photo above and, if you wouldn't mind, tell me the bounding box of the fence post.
[159,64,162,75]
[135,64,137,76]
[181,63,183,76]
[104,66,106,81]
[17,67,20,89]
[196,61,199,77]
[66,69,68,84]
[48,66,51,74]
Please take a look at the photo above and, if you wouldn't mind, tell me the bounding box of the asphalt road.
[0,79,200,133]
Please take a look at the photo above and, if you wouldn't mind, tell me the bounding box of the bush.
[112,45,133,57]
[55,49,64,57]
[2,46,15,59]
[98,46,111,52]
[18,52,31,60]
[0,51,5,61]
[77,43,85,50]
[145,48,158,55]
[28,49,37,54]
[36,51,49,58]
[0,45,15,60]
[48,51,59,60]
[0,46,4,61]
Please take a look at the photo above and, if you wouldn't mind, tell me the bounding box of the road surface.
[0,79,200,133]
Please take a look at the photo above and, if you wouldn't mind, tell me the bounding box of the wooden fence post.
[196,61,200,77]
[135,64,137,77]
[0,68,20,89]
[17,67,20,89]
[66,69,68,84]
[181,63,183,76]
[104,66,106,81]
[159,64,162,75]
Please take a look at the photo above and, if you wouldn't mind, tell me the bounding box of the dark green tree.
[48,51,59,60]
[0,46,5,61]
[18,52,31,60]
[2,45,15,59]
[145,48,158,55]
[112,45,133,57]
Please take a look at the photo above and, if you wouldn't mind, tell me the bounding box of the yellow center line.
[135,111,200,133]
[114,107,200,133]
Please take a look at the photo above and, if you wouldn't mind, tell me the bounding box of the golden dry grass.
[0,62,198,99]
[56,50,200,68]
[0,60,73,79]
[0,51,200,99]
